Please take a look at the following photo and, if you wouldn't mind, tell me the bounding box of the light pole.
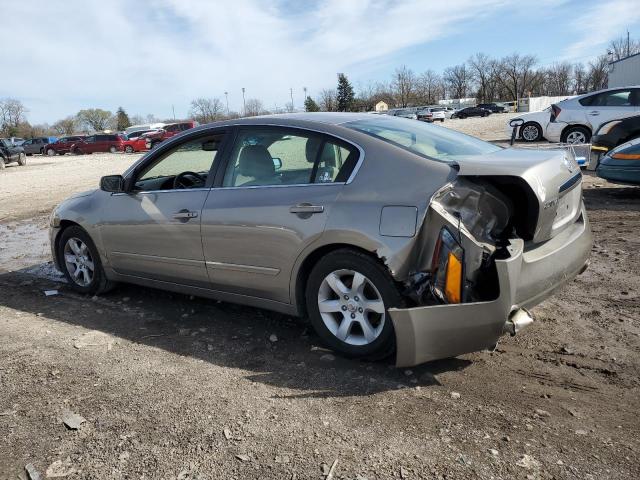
[224,91,229,115]
[303,87,307,100]
[241,87,246,116]
[290,88,294,111]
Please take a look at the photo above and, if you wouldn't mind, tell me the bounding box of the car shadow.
[0,267,472,399]
[583,184,640,211]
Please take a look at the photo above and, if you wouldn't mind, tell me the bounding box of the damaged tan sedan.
[49,113,592,367]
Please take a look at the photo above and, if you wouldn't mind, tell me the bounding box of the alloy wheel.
[566,131,587,144]
[63,237,95,287]
[317,269,386,346]
[521,125,540,141]
[47,148,56,156]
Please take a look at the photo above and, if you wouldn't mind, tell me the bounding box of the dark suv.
[71,134,124,154]
[477,103,507,113]
[45,136,85,156]
[1,138,26,169]
[22,136,58,155]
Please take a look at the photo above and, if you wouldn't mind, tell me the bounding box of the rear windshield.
[345,117,501,162]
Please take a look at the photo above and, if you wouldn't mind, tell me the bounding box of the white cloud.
[562,0,640,61]
[1,0,620,124]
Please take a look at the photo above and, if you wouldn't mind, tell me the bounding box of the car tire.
[0,158,5,170]
[109,146,118,153]
[72,148,83,155]
[17,153,27,166]
[305,249,403,361]
[458,114,466,119]
[47,148,56,156]
[520,122,543,142]
[124,145,134,153]
[57,225,115,295]
[561,126,591,144]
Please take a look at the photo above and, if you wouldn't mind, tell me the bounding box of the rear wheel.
[520,122,543,142]
[561,126,591,144]
[306,249,402,360]
[17,153,27,166]
[72,148,83,155]
[57,226,115,295]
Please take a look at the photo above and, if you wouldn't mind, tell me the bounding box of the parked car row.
[17,120,198,158]
[509,85,640,143]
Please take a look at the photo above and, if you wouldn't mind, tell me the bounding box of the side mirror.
[272,157,282,170]
[100,175,125,193]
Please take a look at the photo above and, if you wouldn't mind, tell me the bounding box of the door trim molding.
[206,260,280,276]
[111,251,203,267]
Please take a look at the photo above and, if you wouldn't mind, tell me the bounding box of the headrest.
[238,145,275,178]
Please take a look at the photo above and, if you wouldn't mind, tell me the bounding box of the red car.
[45,136,85,156]
[144,121,197,149]
[121,130,159,153]
[70,134,125,155]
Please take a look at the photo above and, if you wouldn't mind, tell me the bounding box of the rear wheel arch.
[561,124,592,143]
[294,243,394,318]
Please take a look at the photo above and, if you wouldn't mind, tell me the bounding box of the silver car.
[49,113,592,367]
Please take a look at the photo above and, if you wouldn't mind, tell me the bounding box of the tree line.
[2,36,636,137]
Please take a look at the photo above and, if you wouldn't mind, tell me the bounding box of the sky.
[2,0,639,124]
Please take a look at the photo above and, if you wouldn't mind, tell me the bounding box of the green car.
[597,138,640,186]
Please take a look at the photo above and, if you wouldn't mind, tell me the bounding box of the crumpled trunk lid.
[451,147,583,243]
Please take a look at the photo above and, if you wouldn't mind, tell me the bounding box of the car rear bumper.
[389,205,591,367]
[545,122,565,143]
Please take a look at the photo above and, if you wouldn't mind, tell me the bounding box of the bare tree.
[414,70,443,105]
[443,64,469,99]
[129,114,145,126]
[189,97,225,124]
[0,98,28,134]
[544,62,573,96]
[586,55,608,91]
[244,98,265,117]
[52,116,78,135]
[495,54,541,102]
[572,63,587,94]
[76,109,114,132]
[608,35,640,61]
[468,53,499,102]
[391,66,417,107]
[318,89,337,112]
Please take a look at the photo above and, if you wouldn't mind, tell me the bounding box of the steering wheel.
[173,171,206,190]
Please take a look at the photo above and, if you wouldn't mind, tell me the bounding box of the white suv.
[546,86,640,144]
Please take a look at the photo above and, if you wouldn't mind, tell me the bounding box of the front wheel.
[109,145,118,153]
[124,145,134,153]
[46,148,56,156]
[57,226,115,295]
[17,153,27,166]
[306,249,402,360]
[520,122,542,142]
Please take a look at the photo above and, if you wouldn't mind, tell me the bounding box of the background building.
[608,53,640,88]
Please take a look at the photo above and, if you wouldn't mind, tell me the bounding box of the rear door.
[201,126,360,303]
[582,88,640,132]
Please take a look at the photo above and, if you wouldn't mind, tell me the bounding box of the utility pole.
[242,87,246,116]
[224,92,229,115]
[290,88,294,111]
[627,30,630,57]
[303,87,307,101]
[172,104,176,120]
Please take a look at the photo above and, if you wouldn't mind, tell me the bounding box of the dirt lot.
[1,117,639,479]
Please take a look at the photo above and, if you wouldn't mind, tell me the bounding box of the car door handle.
[173,210,198,219]
[289,204,324,214]
[588,111,600,116]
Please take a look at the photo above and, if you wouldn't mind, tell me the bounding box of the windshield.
[345,117,502,162]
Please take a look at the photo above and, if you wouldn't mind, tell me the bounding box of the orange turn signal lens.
[444,252,462,303]
[611,153,640,160]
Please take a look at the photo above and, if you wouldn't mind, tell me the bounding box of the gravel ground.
[1,116,638,479]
